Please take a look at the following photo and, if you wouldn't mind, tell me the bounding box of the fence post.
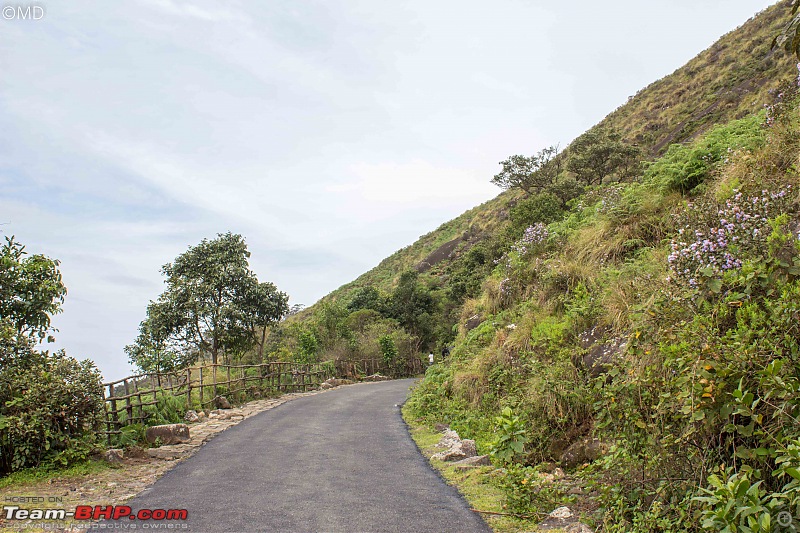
[186,367,192,410]
[123,379,132,424]
[108,383,120,435]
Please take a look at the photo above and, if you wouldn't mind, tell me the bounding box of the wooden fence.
[101,356,424,440]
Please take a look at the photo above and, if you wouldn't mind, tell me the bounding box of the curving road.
[128,379,490,533]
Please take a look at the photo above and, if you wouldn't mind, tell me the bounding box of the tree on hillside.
[566,128,641,185]
[125,302,194,375]
[128,232,288,367]
[388,271,435,349]
[491,146,563,195]
[0,236,66,342]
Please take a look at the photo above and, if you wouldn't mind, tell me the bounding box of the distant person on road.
[441,346,450,359]
[428,353,434,366]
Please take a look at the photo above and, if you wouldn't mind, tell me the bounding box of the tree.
[0,236,66,342]
[125,302,193,375]
[388,271,435,349]
[238,280,289,362]
[491,146,563,195]
[0,237,102,475]
[129,233,288,367]
[566,128,641,185]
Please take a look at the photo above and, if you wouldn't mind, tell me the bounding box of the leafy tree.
[566,128,641,185]
[491,146,563,195]
[0,238,102,475]
[238,281,289,362]
[130,232,287,366]
[125,303,193,375]
[347,286,386,314]
[388,271,435,349]
[0,236,66,342]
[297,329,319,363]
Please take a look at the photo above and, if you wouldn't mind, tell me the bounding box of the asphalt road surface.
[128,379,491,533]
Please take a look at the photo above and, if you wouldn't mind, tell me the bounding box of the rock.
[145,424,190,446]
[214,396,232,409]
[561,438,607,469]
[550,507,574,519]
[465,314,482,331]
[184,410,200,423]
[537,506,576,530]
[102,449,124,464]
[209,409,232,420]
[125,446,147,459]
[460,439,477,458]
[452,455,491,467]
[435,429,461,449]
[564,524,594,533]
[432,430,478,462]
[433,423,449,433]
[362,374,389,382]
[320,382,333,390]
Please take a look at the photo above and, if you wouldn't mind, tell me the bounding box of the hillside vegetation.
[281,1,800,530]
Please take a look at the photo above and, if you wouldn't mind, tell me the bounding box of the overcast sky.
[1,0,778,380]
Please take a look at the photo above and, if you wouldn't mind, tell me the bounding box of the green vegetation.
[126,232,289,369]
[0,238,103,476]
[400,92,800,530]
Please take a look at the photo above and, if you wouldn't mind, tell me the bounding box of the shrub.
[644,114,765,194]
[0,346,103,475]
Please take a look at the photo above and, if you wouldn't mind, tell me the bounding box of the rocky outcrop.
[560,438,607,469]
[145,424,190,446]
[431,429,479,462]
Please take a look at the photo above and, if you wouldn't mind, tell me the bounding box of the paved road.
[128,379,491,533]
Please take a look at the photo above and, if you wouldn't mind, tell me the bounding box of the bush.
[644,114,765,194]
[0,345,104,475]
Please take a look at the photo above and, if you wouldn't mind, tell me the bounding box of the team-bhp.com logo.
[2,3,45,19]
[3,504,188,521]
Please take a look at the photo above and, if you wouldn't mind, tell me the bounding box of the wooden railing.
[101,356,424,439]
[101,361,335,438]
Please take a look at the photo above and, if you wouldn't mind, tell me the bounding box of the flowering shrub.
[667,187,794,289]
[496,224,551,302]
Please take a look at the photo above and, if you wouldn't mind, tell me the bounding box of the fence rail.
[101,356,424,439]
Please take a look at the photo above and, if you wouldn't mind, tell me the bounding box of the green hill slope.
[277,3,800,530]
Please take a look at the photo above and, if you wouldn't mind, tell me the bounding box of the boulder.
[214,396,232,409]
[431,431,478,462]
[465,314,482,332]
[452,455,491,467]
[145,424,190,446]
[460,439,477,458]
[102,448,124,464]
[433,423,449,433]
[184,410,200,423]
[537,506,576,530]
[560,438,607,469]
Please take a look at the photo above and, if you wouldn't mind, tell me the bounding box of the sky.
[0,0,779,381]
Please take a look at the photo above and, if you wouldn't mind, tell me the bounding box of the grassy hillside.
[311,1,795,311]
[278,3,800,530]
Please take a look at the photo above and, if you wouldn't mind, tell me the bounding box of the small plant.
[489,407,529,466]
[695,467,776,532]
